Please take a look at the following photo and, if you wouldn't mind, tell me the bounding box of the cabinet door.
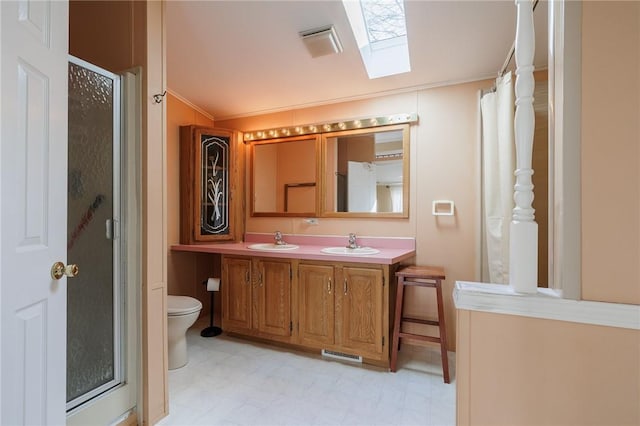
[180,126,238,243]
[257,260,291,337]
[298,264,335,348]
[338,267,383,356]
[222,257,252,331]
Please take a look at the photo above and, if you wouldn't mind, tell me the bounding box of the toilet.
[167,295,203,370]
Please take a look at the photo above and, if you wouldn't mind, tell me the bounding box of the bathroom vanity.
[171,233,415,366]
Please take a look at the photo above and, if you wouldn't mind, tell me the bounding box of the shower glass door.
[67,57,123,411]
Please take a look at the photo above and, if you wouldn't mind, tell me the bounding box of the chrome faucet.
[274,231,286,245]
[346,233,359,249]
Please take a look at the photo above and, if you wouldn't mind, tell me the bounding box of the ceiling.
[166,1,548,120]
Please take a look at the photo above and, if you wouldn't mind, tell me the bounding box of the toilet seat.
[168,295,202,316]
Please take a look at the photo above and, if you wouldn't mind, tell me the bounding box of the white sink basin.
[320,247,380,256]
[247,243,299,251]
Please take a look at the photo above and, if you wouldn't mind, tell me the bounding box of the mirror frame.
[249,134,321,217]
[319,123,410,218]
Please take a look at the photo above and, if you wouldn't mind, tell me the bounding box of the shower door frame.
[66,55,125,413]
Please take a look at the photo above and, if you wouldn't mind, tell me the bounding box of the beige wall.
[70,1,142,73]
[456,310,640,426]
[166,93,221,322]
[217,81,488,350]
[456,2,640,425]
[142,4,168,423]
[581,1,640,304]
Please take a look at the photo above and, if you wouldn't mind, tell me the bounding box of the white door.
[1,1,69,425]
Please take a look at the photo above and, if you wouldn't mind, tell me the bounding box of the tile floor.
[158,318,456,426]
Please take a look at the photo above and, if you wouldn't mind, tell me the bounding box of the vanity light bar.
[243,113,418,142]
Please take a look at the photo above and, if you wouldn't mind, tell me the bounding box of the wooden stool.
[390,265,449,383]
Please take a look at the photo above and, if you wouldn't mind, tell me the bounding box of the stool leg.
[390,276,405,372]
[435,279,450,383]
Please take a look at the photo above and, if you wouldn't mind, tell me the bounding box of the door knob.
[51,261,79,280]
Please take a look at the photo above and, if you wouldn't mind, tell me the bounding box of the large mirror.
[321,123,409,217]
[250,135,320,216]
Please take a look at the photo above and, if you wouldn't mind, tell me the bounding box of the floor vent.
[321,349,362,363]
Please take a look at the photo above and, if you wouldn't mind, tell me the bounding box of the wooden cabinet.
[222,257,252,331]
[338,267,384,356]
[298,263,385,361]
[223,256,391,365]
[179,126,242,244]
[256,260,292,337]
[298,264,335,348]
[222,256,293,340]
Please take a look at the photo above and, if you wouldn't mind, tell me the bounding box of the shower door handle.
[106,219,119,240]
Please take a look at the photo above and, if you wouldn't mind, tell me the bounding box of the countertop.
[171,233,416,265]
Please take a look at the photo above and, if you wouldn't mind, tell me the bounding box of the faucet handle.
[347,233,358,249]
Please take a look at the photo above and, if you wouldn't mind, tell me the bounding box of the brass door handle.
[327,278,332,294]
[51,262,79,280]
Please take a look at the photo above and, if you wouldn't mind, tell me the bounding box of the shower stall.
[66,56,139,420]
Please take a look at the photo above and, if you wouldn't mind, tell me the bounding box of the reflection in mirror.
[251,135,319,216]
[322,124,409,217]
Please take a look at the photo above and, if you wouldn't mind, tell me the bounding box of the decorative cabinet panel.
[256,260,292,337]
[298,264,335,348]
[298,263,385,361]
[222,256,293,340]
[338,267,384,356]
[180,126,240,243]
[222,257,252,331]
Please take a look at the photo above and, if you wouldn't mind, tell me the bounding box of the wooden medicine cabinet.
[180,126,241,243]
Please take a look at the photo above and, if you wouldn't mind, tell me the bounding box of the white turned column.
[510,0,538,293]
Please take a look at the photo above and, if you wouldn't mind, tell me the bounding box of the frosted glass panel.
[67,62,116,404]
[200,135,230,235]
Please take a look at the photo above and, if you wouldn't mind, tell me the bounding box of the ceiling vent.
[300,25,343,58]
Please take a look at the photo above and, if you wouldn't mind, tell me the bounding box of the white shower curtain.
[481,72,515,284]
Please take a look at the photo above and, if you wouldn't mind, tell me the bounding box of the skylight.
[342,0,411,79]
